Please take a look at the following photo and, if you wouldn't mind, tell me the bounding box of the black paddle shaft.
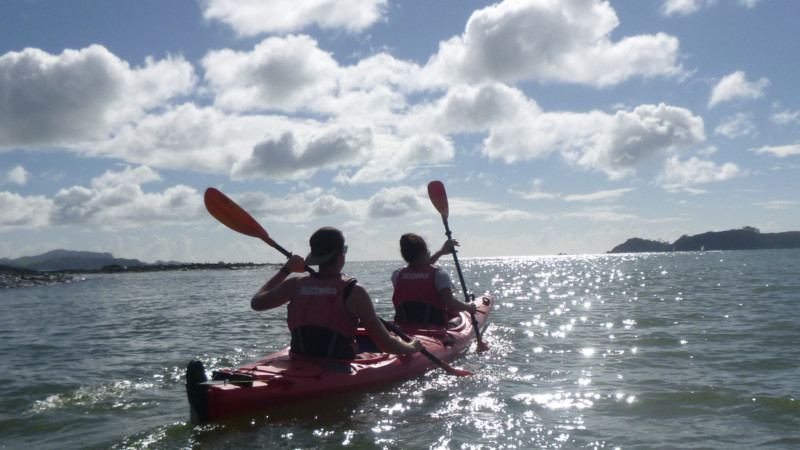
[441,220,470,303]
[379,318,471,376]
[441,218,487,348]
[271,241,317,275]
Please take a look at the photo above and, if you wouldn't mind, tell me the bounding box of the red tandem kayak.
[186,294,493,422]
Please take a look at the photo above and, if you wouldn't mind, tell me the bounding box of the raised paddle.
[427,181,490,353]
[205,188,292,258]
[203,187,471,376]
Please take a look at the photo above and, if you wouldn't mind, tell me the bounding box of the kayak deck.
[186,294,493,422]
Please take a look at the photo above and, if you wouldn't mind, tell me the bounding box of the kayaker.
[251,226,424,360]
[391,233,477,326]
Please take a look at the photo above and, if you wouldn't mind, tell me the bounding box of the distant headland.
[0,249,275,289]
[608,227,800,253]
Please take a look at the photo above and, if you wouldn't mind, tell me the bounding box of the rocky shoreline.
[0,263,277,289]
[0,267,75,288]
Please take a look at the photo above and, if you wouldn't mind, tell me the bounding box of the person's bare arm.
[428,239,459,265]
[439,288,477,315]
[251,255,304,311]
[346,285,422,354]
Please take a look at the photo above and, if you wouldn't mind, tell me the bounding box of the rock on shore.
[0,266,74,288]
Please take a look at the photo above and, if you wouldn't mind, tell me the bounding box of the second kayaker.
[251,226,423,360]
[391,233,477,326]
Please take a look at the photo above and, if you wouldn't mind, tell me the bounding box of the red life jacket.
[392,265,446,326]
[287,274,359,359]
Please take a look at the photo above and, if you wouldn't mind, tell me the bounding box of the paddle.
[427,181,490,353]
[204,188,294,260]
[203,187,471,376]
[380,318,473,377]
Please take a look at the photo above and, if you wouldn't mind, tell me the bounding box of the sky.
[1,0,798,264]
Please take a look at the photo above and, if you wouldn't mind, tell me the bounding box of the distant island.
[0,249,275,289]
[609,227,800,253]
[2,249,152,271]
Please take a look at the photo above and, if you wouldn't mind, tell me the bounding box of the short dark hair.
[399,233,427,263]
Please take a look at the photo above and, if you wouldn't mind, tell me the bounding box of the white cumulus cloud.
[409,84,706,179]
[4,165,29,185]
[0,191,53,230]
[340,133,455,184]
[0,166,205,230]
[708,71,769,108]
[366,186,425,218]
[714,113,756,138]
[660,0,763,16]
[201,0,388,36]
[659,0,713,16]
[751,144,800,158]
[491,103,705,179]
[0,45,195,150]
[771,110,800,125]
[51,166,202,227]
[422,0,684,87]
[658,155,741,191]
[232,127,372,180]
[203,35,341,112]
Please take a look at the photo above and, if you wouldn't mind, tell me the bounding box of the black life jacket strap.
[394,301,447,326]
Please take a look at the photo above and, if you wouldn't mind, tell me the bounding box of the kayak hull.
[186,294,493,422]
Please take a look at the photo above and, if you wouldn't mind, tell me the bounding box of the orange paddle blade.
[427,181,449,219]
[204,188,275,246]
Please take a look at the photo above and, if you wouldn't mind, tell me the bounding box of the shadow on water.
[121,381,440,449]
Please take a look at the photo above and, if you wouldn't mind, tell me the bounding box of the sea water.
[0,250,798,449]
